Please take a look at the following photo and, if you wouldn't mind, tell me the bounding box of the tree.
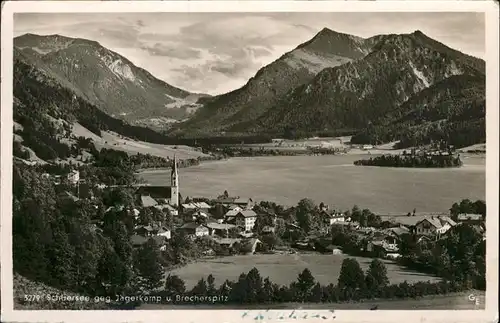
[229,273,248,303]
[260,234,279,250]
[261,277,274,303]
[164,274,186,297]
[244,268,263,303]
[338,258,365,291]
[190,278,208,296]
[449,202,461,219]
[207,274,217,295]
[295,268,316,302]
[47,226,76,289]
[253,214,273,234]
[96,247,131,295]
[365,259,389,295]
[296,198,315,232]
[218,279,233,299]
[311,282,323,302]
[351,205,362,223]
[134,239,164,291]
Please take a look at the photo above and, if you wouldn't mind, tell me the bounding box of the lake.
[138,154,485,213]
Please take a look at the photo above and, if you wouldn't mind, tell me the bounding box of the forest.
[354,153,463,168]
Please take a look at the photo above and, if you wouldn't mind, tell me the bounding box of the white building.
[67,170,80,185]
[234,210,257,232]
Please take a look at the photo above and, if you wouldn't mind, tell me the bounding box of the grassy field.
[72,122,210,160]
[167,253,441,290]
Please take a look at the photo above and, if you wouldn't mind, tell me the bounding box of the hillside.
[174,30,485,149]
[254,31,484,137]
[351,73,486,148]
[14,33,209,127]
[13,47,209,163]
[14,274,110,310]
[173,28,375,136]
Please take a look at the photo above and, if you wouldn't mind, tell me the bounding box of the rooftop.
[205,223,236,230]
[457,213,483,221]
[236,210,258,218]
[182,202,211,209]
[140,195,158,208]
[180,222,207,230]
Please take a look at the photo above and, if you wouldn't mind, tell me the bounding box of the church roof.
[140,195,158,207]
[136,186,172,199]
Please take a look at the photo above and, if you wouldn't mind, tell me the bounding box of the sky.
[14,12,485,95]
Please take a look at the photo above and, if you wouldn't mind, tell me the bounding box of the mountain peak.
[313,27,363,41]
[294,27,368,59]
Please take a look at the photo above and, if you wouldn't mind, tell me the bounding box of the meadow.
[139,154,485,213]
[167,253,441,289]
[72,122,210,160]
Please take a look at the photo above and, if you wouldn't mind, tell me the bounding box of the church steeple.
[170,154,179,207]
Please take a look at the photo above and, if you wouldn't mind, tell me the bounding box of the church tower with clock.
[170,155,179,207]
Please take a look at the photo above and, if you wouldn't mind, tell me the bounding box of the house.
[331,221,359,230]
[415,216,457,236]
[457,213,483,224]
[179,222,210,237]
[384,226,410,242]
[67,170,80,185]
[233,210,258,232]
[154,204,179,216]
[205,222,236,236]
[135,225,155,236]
[224,206,243,218]
[214,238,241,248]
[156,226,172,240]
[366,240,399,257]
[319,210,345,225]
[182,202,211,213]
[130,235,148,248]
[234,197,254,209]
[130,235,168,250]
[192,210,209,220]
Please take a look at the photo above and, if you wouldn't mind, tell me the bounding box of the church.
[136,155,181,208]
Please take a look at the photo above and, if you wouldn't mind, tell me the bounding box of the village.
[47,158,486,264]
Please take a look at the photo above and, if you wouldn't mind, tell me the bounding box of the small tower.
[170,155,179,207]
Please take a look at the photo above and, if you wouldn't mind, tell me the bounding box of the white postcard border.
[1,1,498,323]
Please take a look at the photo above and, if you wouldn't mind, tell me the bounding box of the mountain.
[14,33,209,128]
[173,28,376,136]
[350,73,486,148]
[253,30,485,138]
[13,44,200,162]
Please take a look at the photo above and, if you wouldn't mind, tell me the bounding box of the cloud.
[140,42,202,59]
[14,12,485,95]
